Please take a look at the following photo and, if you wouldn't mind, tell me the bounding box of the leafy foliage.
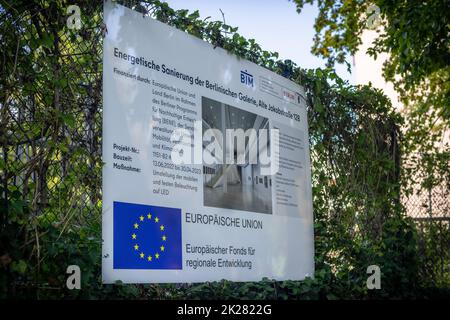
[291,0,449,210]
[290,0,449,93]
[0,0,448,299]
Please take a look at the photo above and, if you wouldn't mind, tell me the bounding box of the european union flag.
[113,201,182,269]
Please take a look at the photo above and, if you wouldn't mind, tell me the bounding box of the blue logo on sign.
[240,70,254,87]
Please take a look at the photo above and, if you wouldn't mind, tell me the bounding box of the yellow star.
[162,235,166,241]
[154,217,159,223]
[134,244,139,250]
[139,215,144,221]
[155,253,160,259]
[140,252,144,259]
[160,245,165,252]
[160,225,164,231]
[132,233,137,239]
[147,255,152,261]
[134,223,139,229]
[147,213,152,220]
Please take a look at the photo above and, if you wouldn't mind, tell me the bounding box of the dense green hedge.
[0,0,448,299]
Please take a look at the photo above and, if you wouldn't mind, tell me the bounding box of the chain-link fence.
[404,181,449,220]
[1,1,104,297]
[403,177,450,288]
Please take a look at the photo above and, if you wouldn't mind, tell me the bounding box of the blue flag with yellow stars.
[113,201,182,269]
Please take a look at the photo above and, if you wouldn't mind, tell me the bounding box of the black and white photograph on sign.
[202,96,273,214]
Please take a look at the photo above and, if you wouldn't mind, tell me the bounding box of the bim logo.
[240,70,254,87]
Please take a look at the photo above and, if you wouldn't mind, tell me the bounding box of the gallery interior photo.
[202,96,273,214]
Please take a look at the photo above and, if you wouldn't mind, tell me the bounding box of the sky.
[164,0,355,84]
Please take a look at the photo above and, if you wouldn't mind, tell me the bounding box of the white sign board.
[102,2,314,283]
